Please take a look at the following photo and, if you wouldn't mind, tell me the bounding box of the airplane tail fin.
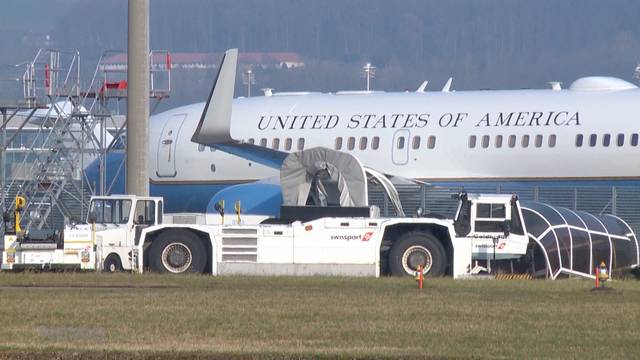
[416,80,428,93]
[191,48,289,169]
[191,48,238,144]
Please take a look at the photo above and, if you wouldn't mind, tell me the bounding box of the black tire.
[103,254,122,273]
[148,230,207,274]
[388,231,446,277]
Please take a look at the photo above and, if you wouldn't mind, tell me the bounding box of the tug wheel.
[389,231,446,277]
[149,230,206,274]
[103,254,122,273]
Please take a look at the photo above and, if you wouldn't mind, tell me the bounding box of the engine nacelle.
[207,182,282,218]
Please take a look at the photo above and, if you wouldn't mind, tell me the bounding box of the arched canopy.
[521,201,639,279]
[280,147,368,207]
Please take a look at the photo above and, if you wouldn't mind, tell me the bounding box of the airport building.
[100,52,305,71]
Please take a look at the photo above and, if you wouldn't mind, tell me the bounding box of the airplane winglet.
[441,77,453,92]
[191,48,238,144]
[191,48,289,169]
[416,81,428,93]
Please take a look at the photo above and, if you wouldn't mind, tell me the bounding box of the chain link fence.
[369,183,640,235]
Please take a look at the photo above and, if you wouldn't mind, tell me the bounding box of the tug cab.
[453,192,529,273]
[1,195,163,271]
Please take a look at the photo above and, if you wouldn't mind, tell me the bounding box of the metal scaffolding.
[0,48,171,230]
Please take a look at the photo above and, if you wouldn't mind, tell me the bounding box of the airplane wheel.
[103,254,122,273]
[149,230,206,274]
[389,231,446,277]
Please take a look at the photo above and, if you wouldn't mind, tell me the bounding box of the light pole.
[126,0,149,196]
[243,68,255,97]
[362,62,376,91]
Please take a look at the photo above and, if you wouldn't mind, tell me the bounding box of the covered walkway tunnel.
[521,201,639,279]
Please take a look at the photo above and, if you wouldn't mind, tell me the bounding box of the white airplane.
[86,49,640,215]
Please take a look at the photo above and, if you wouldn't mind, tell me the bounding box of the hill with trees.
[2,1,639,110]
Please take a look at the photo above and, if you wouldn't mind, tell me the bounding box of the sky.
[1,0,639,109]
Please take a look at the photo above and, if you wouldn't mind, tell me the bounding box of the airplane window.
[521,135,529,148]
[427,136,436,149]
[247,138,255,145]
[589,134,597,147]
[198,144,205,152]
[335,137,343,150]
[549,134,557,148]
[360,137,368,150]
[535,135,543,148]
[495,135,503,148]
[508,135,516,148]
[468,135,477,148]
[617,134,624,147]
[481,135,489,148]
[411,136,420,149]
[602,134,611,147]
[272,138,280,150]
[632,134,639,146]
[372,136,380,150]
[397,137,405,149]
[260,138,267,147]
[297,138,305,150]
[575,134,583,147]
[285,138,292,150]
[348,137,356,150]
[210,164,216,172]
[209,146,216,152]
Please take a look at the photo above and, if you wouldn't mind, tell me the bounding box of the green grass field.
[0,273,638,359]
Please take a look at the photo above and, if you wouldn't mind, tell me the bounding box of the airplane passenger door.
[156,114,187,177]
[392,129,410,165]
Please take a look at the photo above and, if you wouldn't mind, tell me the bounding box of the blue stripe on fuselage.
[84,153,230,213]
[85,152,640,214]
[151,182,229,213]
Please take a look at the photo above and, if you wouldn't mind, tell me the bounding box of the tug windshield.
[89,199,132,224]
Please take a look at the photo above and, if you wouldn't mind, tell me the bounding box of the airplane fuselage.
[90,77,640,212]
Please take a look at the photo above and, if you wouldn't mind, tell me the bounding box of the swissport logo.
[330,234,360,241]
[361,232,373,241]
[329,232,374,241]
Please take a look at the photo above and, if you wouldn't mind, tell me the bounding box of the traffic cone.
[415,265,424,289]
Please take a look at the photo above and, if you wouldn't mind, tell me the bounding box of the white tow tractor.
[1,195,163,272]
[1,192,530,277]
[133,148,532,278]
[133,191,529,278]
